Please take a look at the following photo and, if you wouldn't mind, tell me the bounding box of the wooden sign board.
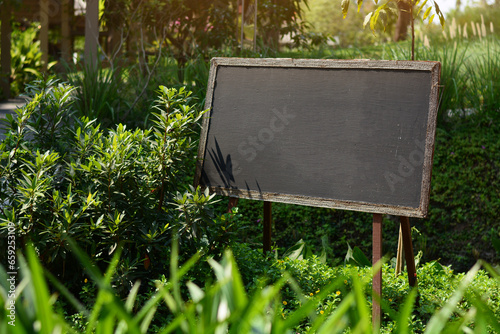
[195,58,440,218]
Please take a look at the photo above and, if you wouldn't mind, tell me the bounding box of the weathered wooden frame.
[195,57,441,218]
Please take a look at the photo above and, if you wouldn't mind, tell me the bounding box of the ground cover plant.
[1,239,499,333]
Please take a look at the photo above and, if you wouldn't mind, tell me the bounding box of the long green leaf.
[231,275,287,334]
[283,275,347,329]
[352,273,371,333]
[364,12,373,29]
[316,293,356,334]
[44,269,89,318]
[424,262,481,333]
[25,245,55,334]
[395,288,418,334]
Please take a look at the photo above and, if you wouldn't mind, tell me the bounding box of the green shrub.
[0,79,215,294]
[7,23,57,98]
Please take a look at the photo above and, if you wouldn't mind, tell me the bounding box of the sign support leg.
[395,225,404,275]
[226,198,272,254]
[263,201,272,252]
[227,197,239,213]
[400,216,417,287]
[372,213,383,326]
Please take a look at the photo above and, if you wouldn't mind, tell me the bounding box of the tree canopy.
[102,0,309,70]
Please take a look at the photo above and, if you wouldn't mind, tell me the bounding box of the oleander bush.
[0,78,221,295]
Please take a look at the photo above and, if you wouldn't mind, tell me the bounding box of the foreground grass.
[1,242,499,333]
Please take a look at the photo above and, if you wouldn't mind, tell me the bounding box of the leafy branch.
[342,0,446,59]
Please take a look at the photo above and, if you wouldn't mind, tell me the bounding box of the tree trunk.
[176,55,186,83]
[84,0,100,68]
[106,0,122,62]
[1,1,12,99]
[394,0,411,42]
[61,0,72,64]
[40,0,50,71]
[267,0,280,51]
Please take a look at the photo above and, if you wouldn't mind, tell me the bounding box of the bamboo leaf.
[388,6,399,16]
[370,9,381,33]
[379,9,388,30]
[434,1,446,27]
[125,281,141,312]
[341,0,350,18]
[428,13,435,25]
[186,281,205,303]
[363,12,373,29]
[423,6,432,20]
[357,0,364,12]
[417,0,429,16]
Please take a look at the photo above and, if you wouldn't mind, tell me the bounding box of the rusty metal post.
[400,216,417,287]
[372,213,383,325]
[263,201,272,252]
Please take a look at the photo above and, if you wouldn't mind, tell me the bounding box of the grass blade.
[424,261,481,333]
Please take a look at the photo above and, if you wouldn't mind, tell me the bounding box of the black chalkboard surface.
[195,58,440,218]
